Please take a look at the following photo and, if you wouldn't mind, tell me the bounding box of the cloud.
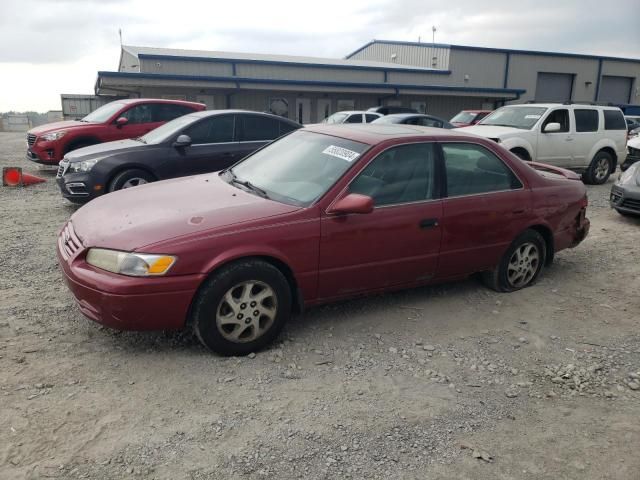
[0,0,638,111]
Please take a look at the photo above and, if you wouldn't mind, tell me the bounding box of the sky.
[0,0,638,112]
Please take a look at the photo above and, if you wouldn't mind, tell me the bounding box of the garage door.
[535,72,574,102]
[599,76,633,104]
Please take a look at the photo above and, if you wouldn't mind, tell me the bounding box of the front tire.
[108,169,155,192]
[482,230,546,292]
[191,260,292,356]
[583,151,613,185]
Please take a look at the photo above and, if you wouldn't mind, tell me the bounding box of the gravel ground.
[1,131,639,480]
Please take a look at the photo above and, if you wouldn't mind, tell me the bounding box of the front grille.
[57,160,69,178]
[27,133,36,147]
[58,222,83,260]
[628,146,640,158]
[621,198,640,210]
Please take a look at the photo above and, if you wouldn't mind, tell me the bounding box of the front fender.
[500,138,535,159]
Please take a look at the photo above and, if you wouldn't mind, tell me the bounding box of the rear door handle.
[419,218,439,229]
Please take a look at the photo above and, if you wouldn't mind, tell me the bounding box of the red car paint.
[450,110,493,128]
[27,99,205,165]
[57,125,590,331]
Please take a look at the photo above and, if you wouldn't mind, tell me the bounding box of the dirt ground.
[1,131,639,480]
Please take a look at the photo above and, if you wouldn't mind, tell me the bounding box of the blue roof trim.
[347,39,640,64]
[137,53,451,75]
[97,71,525,96]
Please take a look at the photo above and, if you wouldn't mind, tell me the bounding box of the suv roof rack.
[523,100,619,107]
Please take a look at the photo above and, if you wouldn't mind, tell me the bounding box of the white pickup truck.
[458,103,628,184]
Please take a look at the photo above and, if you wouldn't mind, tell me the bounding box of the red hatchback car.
[27,98,205,165]
[57,125,590,355]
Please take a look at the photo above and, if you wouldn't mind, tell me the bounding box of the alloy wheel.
[594,157,610,182]
[215,281,277,343]
[122,178,148,189]
[507,242,540,288]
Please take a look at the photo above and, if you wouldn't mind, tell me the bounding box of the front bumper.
[610,184,640,215]
[56,160,104,203]
[26,137,63,164]
[621,151,640,171]
[57,222,205,331]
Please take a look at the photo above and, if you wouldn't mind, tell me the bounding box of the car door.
[536,108,573,167]
[116,103,163,138]
[236,114,285,159]
[171,113,239,176]
[437,142,530,279]
[318,142,443,299]
[572,108,600,167]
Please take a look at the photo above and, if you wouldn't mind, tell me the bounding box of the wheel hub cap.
[122,178,148,189]
[507,242,540,288]
[216,281,277,343]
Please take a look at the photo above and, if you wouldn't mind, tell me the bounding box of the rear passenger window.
[418,117,442,128]
[574,109,599,132]
[279,121,298,136]
[604,110,626,130]
[349,143,436,206]
[154,104,195,122]
[365,114,379,123]
[240,115,280,141]
[443,143,522,197]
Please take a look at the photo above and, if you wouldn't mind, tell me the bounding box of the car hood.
[70,173,301,252]
[65,139,145,162]
[627,136,640,149]
[456,125,527,138]
[29,120,97,135]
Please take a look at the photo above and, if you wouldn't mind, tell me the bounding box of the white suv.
[458,103,628,184]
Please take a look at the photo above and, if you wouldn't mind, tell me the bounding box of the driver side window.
[348,143,436,206]
[542,109,569,132]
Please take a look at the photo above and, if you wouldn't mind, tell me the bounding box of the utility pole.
[119,28,123,46]
[432,26,436,44]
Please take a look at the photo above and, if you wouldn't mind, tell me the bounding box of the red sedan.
[57,125,590,356]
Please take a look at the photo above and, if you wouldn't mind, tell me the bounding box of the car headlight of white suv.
[86,248,177,276]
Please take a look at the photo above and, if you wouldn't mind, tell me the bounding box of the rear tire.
[191,260,292,356]
[482,230,546,292]
[108,169,155,192]
[583,151,613,185]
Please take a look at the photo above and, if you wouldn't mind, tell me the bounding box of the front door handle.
[565,137,574,141]
[419,218,439,229]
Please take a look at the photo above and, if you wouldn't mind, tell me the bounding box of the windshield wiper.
[226,170,269,198]
[133,137,147,144]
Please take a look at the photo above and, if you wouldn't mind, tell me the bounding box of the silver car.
[610,162,640,216]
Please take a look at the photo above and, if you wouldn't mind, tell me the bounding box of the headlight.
[618,163,639,185]
[86,248,176,276]
[40,131,67,141]
[68,158,100,173]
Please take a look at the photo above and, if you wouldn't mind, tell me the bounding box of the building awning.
[96,71,525,100]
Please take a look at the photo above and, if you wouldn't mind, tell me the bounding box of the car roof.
[460,110,492,113]
[332,110,377,115]
[187,109,301,125]
[115,98,205,107]
[304,124,475,145]
[383,113,437,119]
[506,103,622,110]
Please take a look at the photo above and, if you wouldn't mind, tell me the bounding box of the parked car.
[58,124,590,356]
[367,106,418,115]
[450,110,492,127]
[458,103,628,184]
[610,161,640,216]
[56,110,301,203]
[372,113,454,129]
[625,115,640,132]
[621,135,640,171]
[27,99,206,165]
[321,111,382,124]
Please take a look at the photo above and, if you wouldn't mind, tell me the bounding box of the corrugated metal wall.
[348,43,450,70]
[60,95,125,120]
[236,64,384,83]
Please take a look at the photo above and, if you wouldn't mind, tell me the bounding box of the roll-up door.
[535,72,574,102]
[599,76,633,104]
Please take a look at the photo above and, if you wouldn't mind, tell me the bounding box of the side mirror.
[328,193,374,215]
[115,117,128,128]
[173,134,192,148]
[543,122,561,133]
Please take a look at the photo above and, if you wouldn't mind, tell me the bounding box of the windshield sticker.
[322,145,360,162]
[525,114,542,119]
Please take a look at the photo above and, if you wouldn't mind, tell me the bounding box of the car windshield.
[324,113,349,124]
[140,114,199,144]
[451,111,478,123]
[228,130,369,206]
[81,102,126,123]
[479,106,547,130]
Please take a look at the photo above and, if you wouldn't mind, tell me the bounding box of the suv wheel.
[583,151,613,185]
[108,169,155,192]
[191,260,292,356]
[482,230,546,292]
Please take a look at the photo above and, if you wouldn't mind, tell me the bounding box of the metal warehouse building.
[93,40,640,123]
